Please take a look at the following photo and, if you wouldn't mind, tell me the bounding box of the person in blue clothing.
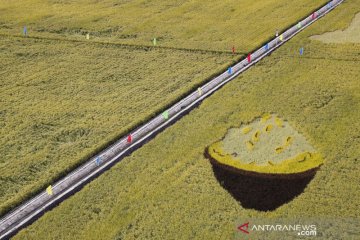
[23,26,27,37]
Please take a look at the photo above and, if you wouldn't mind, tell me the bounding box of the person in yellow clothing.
[46,185,53,196]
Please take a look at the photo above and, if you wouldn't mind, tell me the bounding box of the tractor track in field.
[0,0,344,239]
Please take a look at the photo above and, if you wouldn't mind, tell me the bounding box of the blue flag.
[265,43,269,51]
[23,26,27,36]
[328,3,331,8]
[300,47,304,55]
[228,67,232,74]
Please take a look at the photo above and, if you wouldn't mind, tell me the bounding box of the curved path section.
[0,0,343,239]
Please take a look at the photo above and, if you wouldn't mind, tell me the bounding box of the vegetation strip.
[0,0,344,239]
[0,33,242,56]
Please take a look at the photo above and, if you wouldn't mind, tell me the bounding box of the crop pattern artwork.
[206,114,324,211]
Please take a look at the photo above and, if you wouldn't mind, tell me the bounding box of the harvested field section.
[0,36,236,216]
[310,12,360,43]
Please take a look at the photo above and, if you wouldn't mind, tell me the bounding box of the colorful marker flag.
[264,43,269,51]
[228,67,232,74]
[127,134,132,143]
[279,34,283,41]
[327,2,332,8]
[46,185,53,196]
[232,46,235,54]
[95,157,101,166]
[297,22,302,29]
[86,33,90,40]
[247,54,251,63]
[153,38,157,46]
[198,87,202,96]
[162,110,169,120]
[300,47,304,55]
[312,12,316,20]
[23,26,27,36]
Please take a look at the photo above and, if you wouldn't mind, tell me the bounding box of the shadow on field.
[210,161,316,211]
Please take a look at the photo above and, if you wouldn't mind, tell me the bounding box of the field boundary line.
[0,32,243,56]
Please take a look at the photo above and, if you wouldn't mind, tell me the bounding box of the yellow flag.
[279,34,283,41]
[86,33,90,40]
[46,185,53,196]
[197,87,202,96]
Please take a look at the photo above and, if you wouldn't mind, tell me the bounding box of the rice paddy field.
[0,0,327,52]
[0,36,238,216]
[10,0,360,239]
[0,0,330,219]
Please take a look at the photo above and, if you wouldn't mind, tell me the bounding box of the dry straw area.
[310,12,360,43]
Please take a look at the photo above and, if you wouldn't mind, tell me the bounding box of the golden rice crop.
[0,0,327,52]
[0,35,236,216]
[13,1,360,239]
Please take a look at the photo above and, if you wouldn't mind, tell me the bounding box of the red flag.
[247,54,251,63]
[232,46,235,54]
[127,134,132,143]
[312,12,316,20]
